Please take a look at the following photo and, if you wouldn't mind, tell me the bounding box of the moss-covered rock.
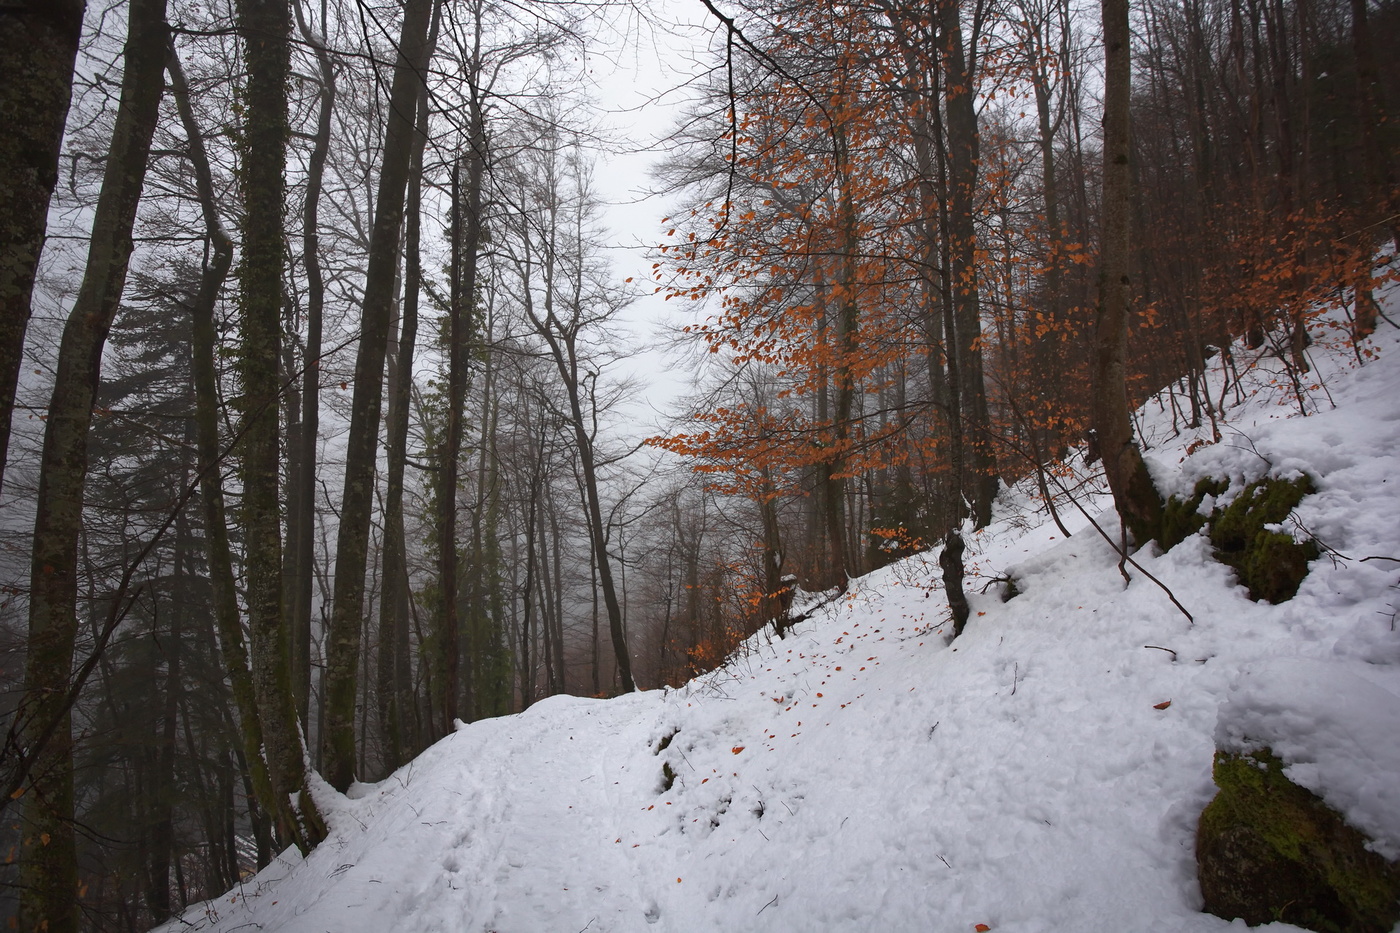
[1208,475,1319,603]
[1158,474,1317,602]
[1160,477,1230,551]
[1197,748,1400,932]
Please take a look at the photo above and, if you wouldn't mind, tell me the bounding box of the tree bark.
[234,0,324,850]
[323,0,436,791]
[940,531,970,638]
[561,345,635,692]
[169,41,282,848]
[1094,0,1164,545]
[378,70,429,777]
[940,0,999,528]
[17,2,167,928]
[0,0,84,497]
[378,0,438,772]
[288,0,336,730]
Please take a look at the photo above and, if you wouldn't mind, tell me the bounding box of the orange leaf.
[975,926,992,932]
[731,746,745,754]
[1153,700,1172,710]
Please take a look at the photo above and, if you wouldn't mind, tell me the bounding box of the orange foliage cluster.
[648,0,1392,643]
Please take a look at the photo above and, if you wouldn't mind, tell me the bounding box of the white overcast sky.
[579,0,725,436]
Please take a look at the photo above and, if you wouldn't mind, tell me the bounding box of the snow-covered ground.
[159,287,1400,933]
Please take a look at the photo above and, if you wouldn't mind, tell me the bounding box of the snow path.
[162,296,1400,932]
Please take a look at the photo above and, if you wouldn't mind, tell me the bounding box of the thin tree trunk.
[440,159,465,733]
[235,0,324,851]
[169,39,282,856]
[324,0,436,791]
[0,0,84,497]
[378,2,437,774]
[288,0,336,730]
[1095,0,1164,545]
[519,461,540,709]
[567,374,635,692]
[941,0,998,528]
[146,498,185,923]
[17,2,166,928]
[829,134,859,585]
[439,56,487,733]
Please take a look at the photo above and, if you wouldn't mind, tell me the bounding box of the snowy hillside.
[159,305,1400,932]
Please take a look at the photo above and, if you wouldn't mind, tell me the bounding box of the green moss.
[1212,474,1315,551]
[1197,749,1400,932]
[1208,475,1318,603]
[1160,477,1229,551]
[1238,530,1321,603]
[1160,474,1317,602]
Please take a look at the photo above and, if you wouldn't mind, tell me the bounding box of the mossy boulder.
[1160,477,1229,551]
[1209,475,1319,603]
[1159,474,1318,603]
[1197,748,1400,932]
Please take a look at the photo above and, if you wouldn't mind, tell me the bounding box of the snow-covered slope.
[161,300,1400,933]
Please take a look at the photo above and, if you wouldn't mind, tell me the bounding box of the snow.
[158,283,1400,932]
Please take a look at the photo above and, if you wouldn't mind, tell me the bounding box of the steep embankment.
[161,304,1400,932]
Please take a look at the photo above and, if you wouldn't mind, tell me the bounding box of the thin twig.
[1043,469,1195,624]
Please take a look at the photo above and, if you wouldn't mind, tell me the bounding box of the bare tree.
[1094,0,1164,544]
[235,0,325,850]
[502,129,638,693]
[15,1,168,927]
[323,0,438,791]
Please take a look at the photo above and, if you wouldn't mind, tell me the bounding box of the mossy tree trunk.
[323,0,437,791]
[1093,0,1164,546]
[169,41,282,849]
[235,0,324,851]
[17,1,167,928]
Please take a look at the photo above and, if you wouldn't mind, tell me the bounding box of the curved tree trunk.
[169,41,281,846]
[17,2,167,928]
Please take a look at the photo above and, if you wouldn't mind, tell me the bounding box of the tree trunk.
[235,0,324,850]
[0,0,84,497]
[566,361,636,692]
[17,2,167,928]
[146,497,186,923]
[378,2,437,774]
[940,531,970,638]
[438,64,487,734]
[1095,0,1164,545]
[169,38,282,856]
[323,0,436,791]
[288,0,336,730]
[940,0,999,528]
